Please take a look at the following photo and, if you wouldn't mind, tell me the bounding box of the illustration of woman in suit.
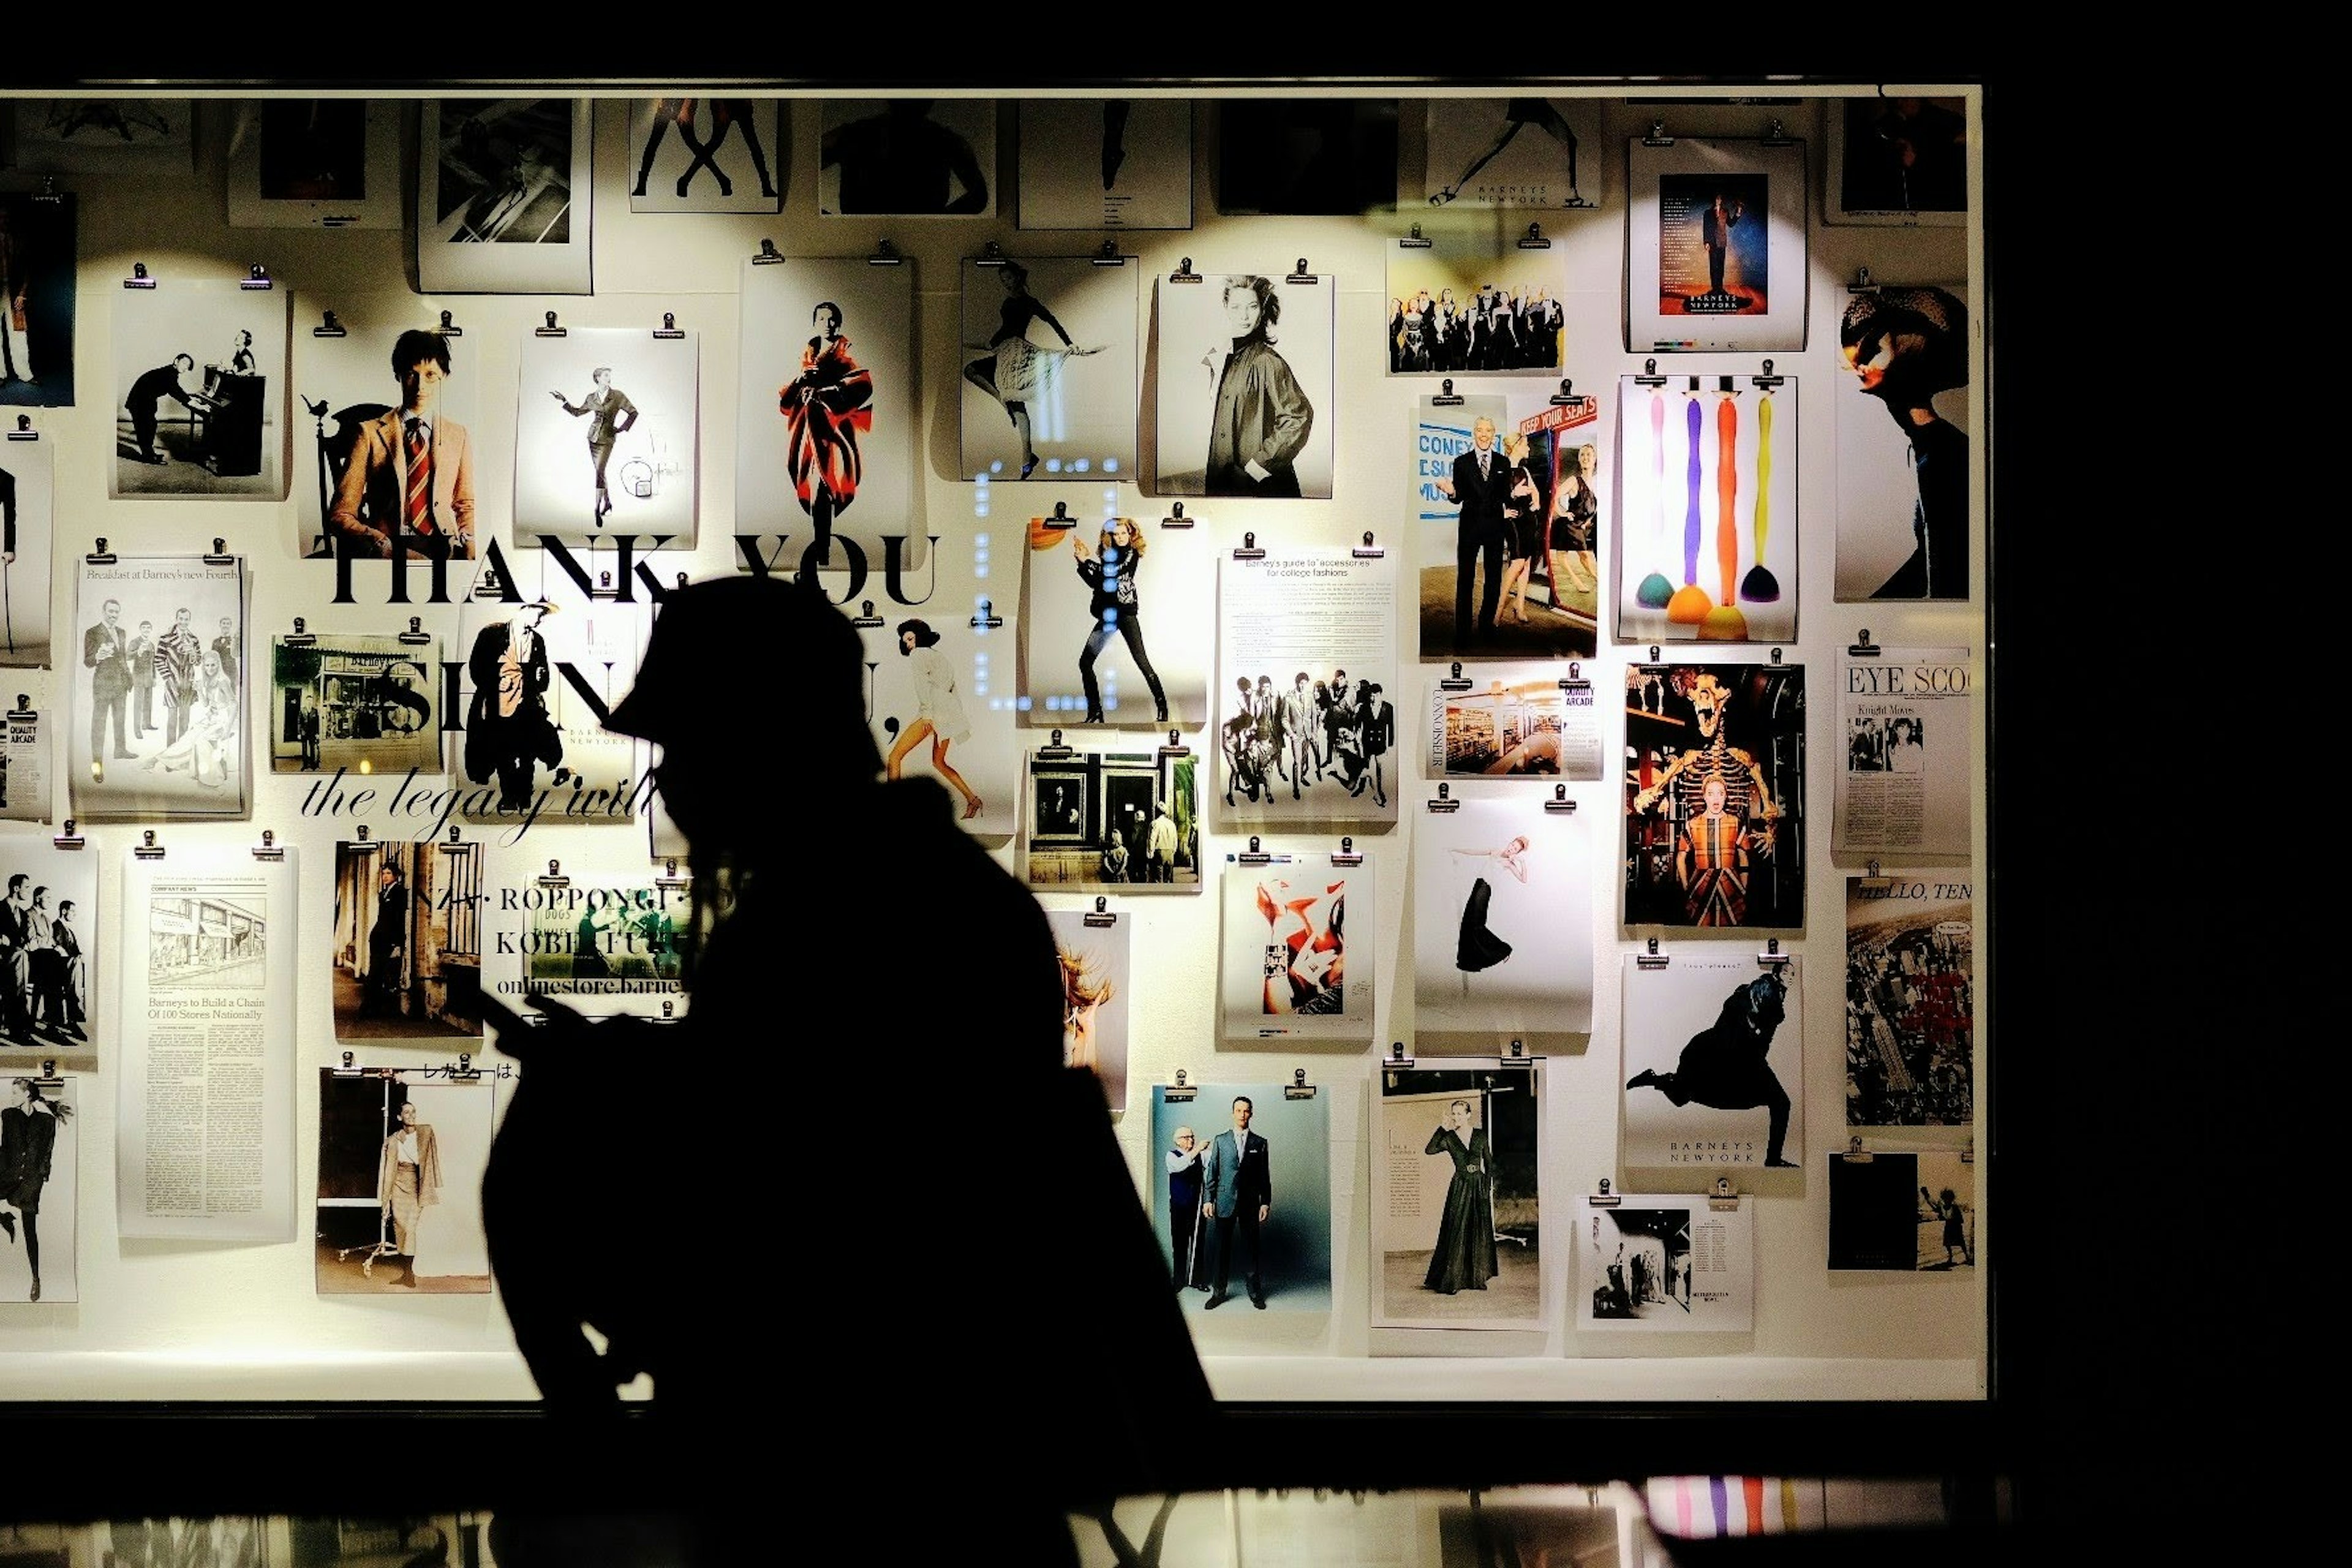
[1450,835,1529,974]
[1,1076,71,1302]
[549,366,639,524]
[885,617,982,821]
[963,262,1099,480]
[1071,518,1169,725]
[1423,1098,1498,1294]
[781,301,874,550]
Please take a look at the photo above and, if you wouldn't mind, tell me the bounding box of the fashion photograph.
[450,595,644,827]
[1621,953,1806,1175]
[1018,99,1192,231]
[818,99,994,217]
[0,842,100,1058]
[1150,1082,1332,1316]
[959,256,1139,481]
[1575,1196,1754,1334]
[330,839,484,1046]
[1613,374,1800,646]
[295,303,486,562]
[1420,97,1604,211]
[10,99,192,176]
[1024,745,1199,894]
[1627,136,1807,353]
[1153,270,1334,499]
[268,633,440,777]
[1021,514,1211,729]
[1826,1148,1976,1272]
[1372,1064,1541,1330]
[0,437,55,666]
[314,1069,495,1295]
[628,97,783,214]
[417,99,592,293]
[110,280,290,499]
[1623,662,1807,929]
[0,192,77,408]
[862,611,1016,839]
[1415,393,1603,660]
[1833,285,1970,601]
[69,557,249,820]
[1218,858,1374,1045]
[1384,241,1567,376]
[0,1074,75,1305]
[1216,552,1399,824]
[514,328,699,543]
[1049,908,1129,1115]
[1409,793,1593,1043]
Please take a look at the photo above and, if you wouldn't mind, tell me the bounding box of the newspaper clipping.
[1833,644,1971,863]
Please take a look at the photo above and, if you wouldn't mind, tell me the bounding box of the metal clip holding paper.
[1331,836,1363,867]
[1284,1066,1317,1100]
[654,312,685,341]
[1848,266,1880,296]
[6,415,34,442]
[1708,1176,1742,1212]
[6,695,36,728]
[1590,1178,1623,1208]
[1037,729,1076,760]
[1858,859,1891,892]
[1038,500,1076,532]
[1757,938,1790,970]
[1499,1038,1535,1070]
[868,239,903,267]
[1961,1139,1975,1165]
[443,1053,484,1083]
[1439,662,1472,693]
[1560,662,1589,692]
[1643,119,1674,148]
[1633,358,1667,388]
[1231,530,1266,562]
[1430,377,1466,409]
[284,617,318,647]
[252,830,286,862]
[240,263,273,292]
[1752,358,1785,391]
[334,1052,362,1075]
[1082,895,1117,929]
[655,858,690,894]
[537,859,570,891]
[969,597,1004,630]
[1847,629,1881,658]
[35,1061,62,1090]
[1164,1069,1197,1101]
[204,538,236,567]
[314,311,347,339]
[32,176,61,206]
[124,262,156,290]
[1425,782,1460,813]
[1637,936,1670,970]
[1842,1136,1873,1163]
[133,830,165,861]
[1352,532,1384,559]
[398,617,432,646]
[1092,241,1128,268]
[1236,835,1274,867]
[753,239,785,266]
[1284,258,1317,286]
[1549,378,1579,407]
[53,819,83,852]
[1544,785,1577,815]
[437,309,464,336]
[1517,222,1551,251]
[1159,728,1189,758]
[1167,257,1201,285]
[1398,224,1433,250]
[1760,118,1795,149]
[1387,1040,1414,1069]
[1638,644,1667,672]
[1160,502,1194,530]
[848,598,885,630]
[535,311,566,338]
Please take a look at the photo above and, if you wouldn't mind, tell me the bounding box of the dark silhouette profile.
[1626,968,1800,1167]
[481,575,1212,1564]
[1841,285,1969,600]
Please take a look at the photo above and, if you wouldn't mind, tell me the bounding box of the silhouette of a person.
[821,100,989,214]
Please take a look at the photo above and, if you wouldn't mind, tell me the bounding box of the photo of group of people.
[1025,747,1199,893]
[1414,394,1603,659]
[0,847,96,1055]
[72,557,249,818]
[1575,1194,1754,1333]
[1216,552,1398,823]
[1152,1082,1332,1315]
[1844,878,1972,1128]
[1383,251,1567,377]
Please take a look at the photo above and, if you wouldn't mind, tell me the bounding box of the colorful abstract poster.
[1422,98,1605,211]
[1150,1082,1333,1314]
[1612,374,1798,646]
[1833,285,1971,601]
[1623,662,1806,930]
[1153,270,1335,500]
[417,99,592,293]
[1833,644,1971,862]
[1827,96,1969,226]
[1826,1148,1977,1270]
[330,838,486,1046]
[111,278,292,500]
[1626,137,1807,353]
[1384,238,1566,376]
[1411,791,1594,1044]
[819,100,995,217]
[1049,907,1129,1114]
[1372,1063,1542,1330]
[1423,666,1602,782]
[314,1068,496,1294]
[862,603,1016,840]
[1218,853,1375,1044]
[1215,551,1398,824]
[626,97,783,214]
[513,328,699,544]
[959,257,1139,481]
[1020,514,1210,729]
[1018,99,1193,231]
[1575,1193,1754,1333]
[1414,394,1604,661]
[1024,744,1200,895]
[1621,952,1804,1175]
[1845,876,1973,1129]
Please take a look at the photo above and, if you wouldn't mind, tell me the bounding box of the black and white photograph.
[1021,513,1211,729]
[269,632,440,777]
[1613,374,1800,646]
[330,839,484,1046]
[97,1518,267,1567]
[1621,952,1805,1175]
[516,875,688,1019]
[1414,393,1604,660]
[1827,1147,1976,1271]
[1628,135,1809,353]
[1153,269,1335,500]
[10,99,192,176]
[1214,100,1396,216]
[1624,663,1807,930]
[1372,1063,1542,1330]
[0,435,55,666]
[0,676,53,824]
[1827,95,1969,226]
[450,593,644,829]
[225,99,403,228]
[1422,97,1604,211]
[1411,793,1594,1044]
[1384,241,1566,376]
[627,96,783,214]
[1425,667,1604,782]
[1218,856,1374,1044]
[1833,285,1970,601]
[0,192,77,408]
[111,279,291,499]
[1024,745,1199,894]
[514,328,699,543]
[735,255,921,574]
[0,1073,74,1305]
[1018,99,1192,231]
[1050,907,1129,1114]
[290,1517,481,1565]
[862,609,1016,840]
[1150,1082,1332,1316]
[960,256,1139,481]
[818,99,994,217]
[295,300,486,561]
[418,99,592,294]
[70,556,249,819]
[1834,644,1971,863]
[0,843,96,1057]
[1575,1194,1754,1333]
[314,1068,496,1295]
[1215,551,1398,823]
[1845,875,1973,1129]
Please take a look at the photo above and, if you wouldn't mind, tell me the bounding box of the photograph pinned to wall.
[314,1068,496,1295]
[1218,853,1374,1044]
[511,874,688,1020]
[959,257,1139,481]
[1023,744,1199,894]
[0,192,77,407]
[1834,285,1970,601]
[268,631,440,777]
[10,100,192,176]
[451,593,645,829]
[736,255,921,575]
[1425,665,1603,782]
[1422,97,1605,211]
[1049,907,1129,1113]
[69,556,248,820]
[1371,1062,1541,1331]
[1826,96,1968,226]
[1018,99,1193,231]
[1624,662,1806,930]
[1627,137,1807,353]
[1826,1147,1975,1271]
[0,1072,75,1305]
[1214,100,1396,216]
[1215,551,1398,823]
[1621,952,1804,1175]
[290,1518,478,1566]
[1150,1080,1333,1314]
[110,277,291,500]
[1383,238,1565,376]
[0,432,53,665]
[0,838,96,1054]
[1833,643,1970,862]
[862,607,1016,840]
[627,97,783,214]
[0,672,53,824]
[1612,373,1798,646]
[1411,791,1593,1044]
[225,99,402,228]
[1427,1497,1622,1567]
[1575,1192,1754,1333]
[1414,392,1604,660]
[1153,268,1335,500]
[295,300,486,561]
[1021,513,1211,729]
[514,328,699,543]
[101,1521,269,1567]
[1845,875,1972,1129]
[331,838,485,1046]
[417,99,592,294]
[818,99,993,217]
